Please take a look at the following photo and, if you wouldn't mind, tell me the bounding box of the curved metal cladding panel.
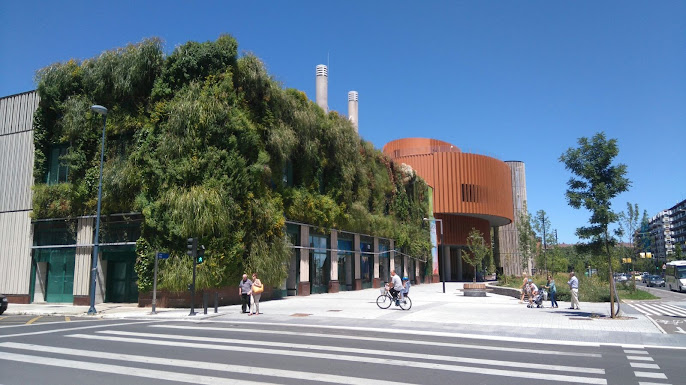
[384,138,514,245]
[436,213,491,245]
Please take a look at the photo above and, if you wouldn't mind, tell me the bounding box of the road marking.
[624,350,648,355]
[192,320,686,351]
[151,325,603,358]
[200,320,604,347]
[0,318,109,329]
[639,382,672,385]
[627,356,654,362]
[630,363,660,369]
[634,371,667,379]
[0,351,282,385]
[25,316,42,325]
[67,333,608,384]
[631,303,686,317]
[658,303,686,316]
[96,330,605,374]
[0,342,404,385]
[0,320,160,339]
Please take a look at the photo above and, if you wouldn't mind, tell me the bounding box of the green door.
[45,250,75,303]
[106,260,138,303]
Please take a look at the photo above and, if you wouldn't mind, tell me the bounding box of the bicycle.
[376,287,412,310]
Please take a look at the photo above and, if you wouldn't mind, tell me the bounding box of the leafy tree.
[532,210,556,274]
[559,132,631,318]
[465,228,492,282]
[671,244,683,262]
[516,203,537,275]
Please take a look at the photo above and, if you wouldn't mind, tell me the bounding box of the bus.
[665,261,686,292]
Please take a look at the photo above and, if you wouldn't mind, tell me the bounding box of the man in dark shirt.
[239,274,253,313]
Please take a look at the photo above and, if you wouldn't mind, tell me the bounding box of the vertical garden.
[32,35,431,292]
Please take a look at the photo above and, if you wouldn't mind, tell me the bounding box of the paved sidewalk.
[4,282,669,336]
[7,282,686,347]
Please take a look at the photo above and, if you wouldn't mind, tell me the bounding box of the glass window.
[361,241,373,289]
[46,144,69,185]
[338,239,353,291]
[378,242,390,284]
[309,235,329,294]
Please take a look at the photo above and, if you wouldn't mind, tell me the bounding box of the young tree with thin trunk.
[516,203,538,275]
[465,228,492,283]
[560,132,630,318]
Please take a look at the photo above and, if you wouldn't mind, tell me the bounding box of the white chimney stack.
[316,65,328,112]
[348,91,359,133]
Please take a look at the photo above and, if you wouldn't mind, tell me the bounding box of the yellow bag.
[253,280,264,294]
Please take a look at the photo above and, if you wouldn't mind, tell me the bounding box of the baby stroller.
[528,288,547,308]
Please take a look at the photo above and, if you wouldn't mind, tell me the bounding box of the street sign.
[157,252,170,259]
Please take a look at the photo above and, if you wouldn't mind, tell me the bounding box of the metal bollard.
[214,292,219,313]
[203,292,208,315]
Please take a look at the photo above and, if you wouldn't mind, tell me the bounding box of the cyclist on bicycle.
[389,270,403,306]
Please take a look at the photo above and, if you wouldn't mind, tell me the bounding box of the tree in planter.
[465,228,493,283]
[560,132,630,318]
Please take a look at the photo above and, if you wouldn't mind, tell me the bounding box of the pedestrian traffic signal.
[187,237,197,258]
[196,245,205,265]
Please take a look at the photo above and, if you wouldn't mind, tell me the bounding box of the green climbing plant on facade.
[32,35,431,292]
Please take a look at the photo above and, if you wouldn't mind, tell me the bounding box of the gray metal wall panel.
[0,92,38,296]
[0,211,32,294]
[0,91,38,136]
[0,130,35,212]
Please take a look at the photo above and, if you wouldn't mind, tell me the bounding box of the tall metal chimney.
[315,65,328,112]
[348,91,359,133]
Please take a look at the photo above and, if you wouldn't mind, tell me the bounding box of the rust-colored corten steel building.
[383,138,514,281]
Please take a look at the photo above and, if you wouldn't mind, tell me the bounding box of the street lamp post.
[424,218,445,293]
[88,105,108,315]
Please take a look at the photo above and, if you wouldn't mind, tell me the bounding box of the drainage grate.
[327,310,342,312]
[569,317,592,321]
[290,313,312,317]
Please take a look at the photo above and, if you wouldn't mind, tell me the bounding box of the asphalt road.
[0,318,684,385]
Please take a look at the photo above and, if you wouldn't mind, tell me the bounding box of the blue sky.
[2,1,685,243]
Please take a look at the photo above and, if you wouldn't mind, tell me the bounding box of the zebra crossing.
[628,302,686,317]
[0,322,613,385]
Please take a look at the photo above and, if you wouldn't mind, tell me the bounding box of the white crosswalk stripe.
[90,329,606,375]
[0,325,612,385]
[629,302,686,317]
[0,342,400,385]
[151,325,602,358]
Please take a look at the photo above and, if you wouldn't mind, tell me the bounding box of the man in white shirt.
[389,270,403,306]
[568,272,580,310]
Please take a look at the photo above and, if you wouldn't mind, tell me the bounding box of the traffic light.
[187,237,197,258]
[196,245,205,265]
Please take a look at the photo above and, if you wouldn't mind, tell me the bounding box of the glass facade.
[33,220,77,303]
[378,242,390,284]
[337,238,353,291]
[46,144,69,185]
[361,240,373,289]
[309,234,329,294]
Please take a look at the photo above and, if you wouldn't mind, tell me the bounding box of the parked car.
[0,294,7,315]
[647,275,665,287]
